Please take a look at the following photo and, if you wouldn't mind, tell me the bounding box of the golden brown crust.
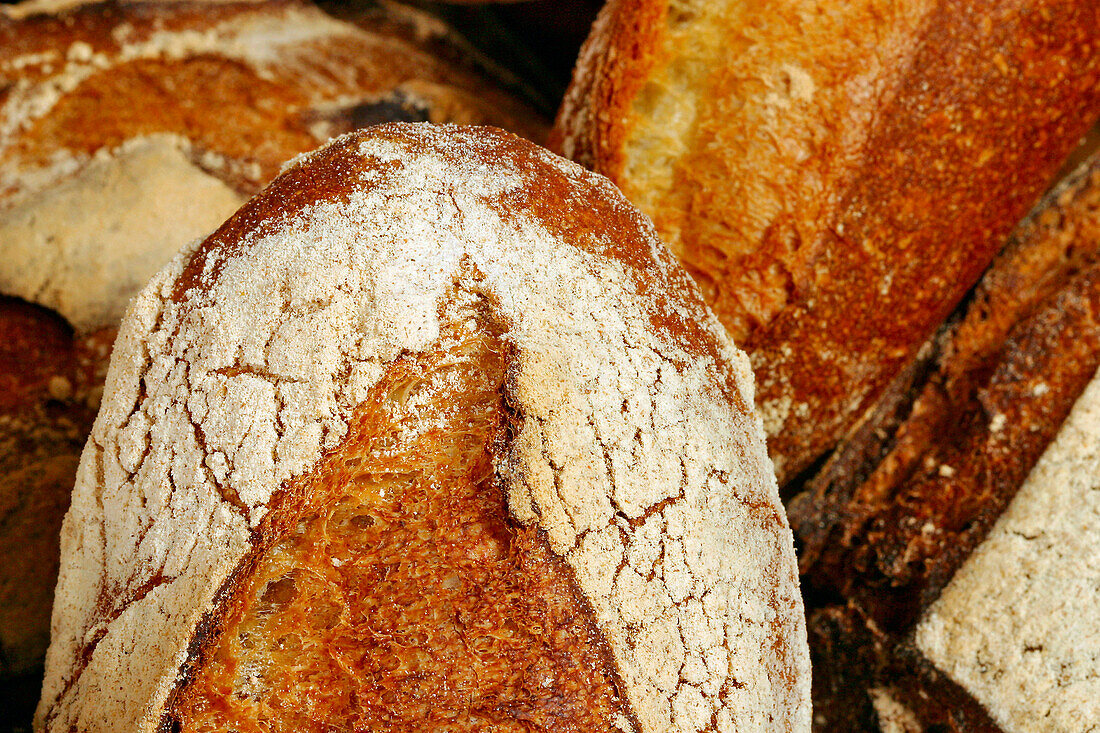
[1,0,548,198]
[793,153,1100,626]
[789,152,1100,730]
[40,124,808,732]
[552,0,1100,484]
[0,0,547,685]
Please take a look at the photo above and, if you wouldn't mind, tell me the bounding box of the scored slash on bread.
[792,151,1100,731]
[0,0,547,684]
[551,0,1100,485]
[37,125,810,732]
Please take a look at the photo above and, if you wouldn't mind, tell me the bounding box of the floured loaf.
[0,0,546,331]
[0,0,546,683]
[36,124,810,732]
[550,0,1100,484]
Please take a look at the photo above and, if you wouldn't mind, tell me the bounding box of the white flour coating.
[0,0,481,332]
[915,368,1100,733]
[0,135,245,332]
[0,0,420,214]
[0,0,361,331]
[38,126,810,732]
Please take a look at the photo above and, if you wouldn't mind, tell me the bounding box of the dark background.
[403,0,602,116]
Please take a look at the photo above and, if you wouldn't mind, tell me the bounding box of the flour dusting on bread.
[0,135,245,332]
[39,125,809,732]
[915,368,1100,732]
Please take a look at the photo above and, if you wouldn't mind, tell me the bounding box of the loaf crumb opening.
[167,313,628,732]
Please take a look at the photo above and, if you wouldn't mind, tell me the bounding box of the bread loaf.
[36,124,810,733]
[0,0,544,330]
[551,0,1100,484]
[0,0,546,685]
[792,150,1100,731]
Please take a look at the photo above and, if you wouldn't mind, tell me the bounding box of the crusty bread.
[0,0,545,327]
[792,151,1100,731]
[0,0,547,683]
[36,124,810,733]
[551,0,1100,484]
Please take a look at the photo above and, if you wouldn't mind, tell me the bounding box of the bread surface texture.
[914,371,1100,732]
[792,151,1100,731]
[552,0,1100,483]
[0,0,545,332]
[0,0,547,680]
[37,124,810,732]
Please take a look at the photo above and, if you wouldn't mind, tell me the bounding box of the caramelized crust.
[793,154,1100,628]
[805,606,1003,733]
[553,0,1100,483]
[167,314,629,732]
[789,155,1100,729]
[0,298,76,415]
[22,55,315,188]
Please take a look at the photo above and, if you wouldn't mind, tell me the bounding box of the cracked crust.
[0,0,547,682]
[37,124,810,732]
[550,0,1100,483]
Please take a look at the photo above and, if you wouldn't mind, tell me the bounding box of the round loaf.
[37,124,810,732]
[0,0,546,683]
[550,0,1100,484]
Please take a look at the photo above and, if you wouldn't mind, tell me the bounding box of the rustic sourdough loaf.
[551,0,1100,484]
[36,124,811,733]
[792,150,1100,731]
[0,0,545,683]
